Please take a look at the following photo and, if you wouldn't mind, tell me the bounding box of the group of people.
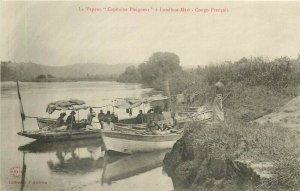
[97,109,117,129]
[55,110,77,129]
[146,111,179,134]
[54,107,117,130]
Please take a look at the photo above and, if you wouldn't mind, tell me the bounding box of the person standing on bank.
[212,79,225,122]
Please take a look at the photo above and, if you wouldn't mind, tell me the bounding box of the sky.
[1,1,300,67]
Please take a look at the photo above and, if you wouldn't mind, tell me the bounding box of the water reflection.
[19,139,105,174]
[20,152,27,191]
[18,139,172,190]
[102,149,170,185]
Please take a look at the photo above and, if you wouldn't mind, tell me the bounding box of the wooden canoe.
[101,129,182,154]
[17,129,102,142]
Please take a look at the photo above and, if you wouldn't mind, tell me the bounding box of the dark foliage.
[117,66,141,83]
[118,52,182,88]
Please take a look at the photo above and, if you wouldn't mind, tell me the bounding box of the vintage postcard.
[1,1,300,191]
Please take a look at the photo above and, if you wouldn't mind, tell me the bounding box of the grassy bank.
[164,119,300,190]
[170,56,300,121]
[186,121,300,189]
[162,56,300,190]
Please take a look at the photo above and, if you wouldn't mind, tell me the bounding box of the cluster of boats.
[17,84,213,154]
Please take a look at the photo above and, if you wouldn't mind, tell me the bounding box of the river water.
[0,81,174,191]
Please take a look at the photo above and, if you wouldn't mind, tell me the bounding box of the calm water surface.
[0,81,173,191]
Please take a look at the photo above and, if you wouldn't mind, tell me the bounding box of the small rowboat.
[17,129,102,142]
[101,129,182,154]
[178,107,214,123]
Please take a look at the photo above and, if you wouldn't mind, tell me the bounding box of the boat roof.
[112,95,168,109]
[46,95,168,113]
[46,99,89,114]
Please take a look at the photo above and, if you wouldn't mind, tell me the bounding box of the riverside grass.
[180,120,300,190]
[166,56,300,190]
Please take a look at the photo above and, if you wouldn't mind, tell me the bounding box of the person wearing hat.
[66,111,76,129]
[56,112,66,127]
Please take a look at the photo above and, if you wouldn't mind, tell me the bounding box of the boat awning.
[46,99,89,114]
[112,95,168,109]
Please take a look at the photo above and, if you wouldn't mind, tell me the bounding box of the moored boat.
[18,129,102,142]
[16,92,104,141]
[101,129,182,154]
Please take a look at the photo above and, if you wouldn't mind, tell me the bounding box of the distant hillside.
[1,61,134,81]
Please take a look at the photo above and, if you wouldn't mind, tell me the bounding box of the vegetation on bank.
[27,74,118,82]
[117,52,182,89]
[164,121,300,190]
[1,61,126,82]
[171,56,300,121]
[139,54,300,190]
[119,53,300,122]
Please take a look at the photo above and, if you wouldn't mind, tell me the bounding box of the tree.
[138,52,182,85]
[117,66,141,83]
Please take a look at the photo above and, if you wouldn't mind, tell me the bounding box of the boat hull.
[37,118,87,129]
[101,130,182,154]
[18,130,102,142]
[37,118,56,129]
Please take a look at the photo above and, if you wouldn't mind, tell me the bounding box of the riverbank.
[163,93,300,190]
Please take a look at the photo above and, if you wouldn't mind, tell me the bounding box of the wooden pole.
[17,81,25,131]
[78,111,80,122]
[163,80,171,111]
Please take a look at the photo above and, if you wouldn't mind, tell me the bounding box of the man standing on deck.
[66,111,76,129]
[212,79,225,122]
[98,110,105,129]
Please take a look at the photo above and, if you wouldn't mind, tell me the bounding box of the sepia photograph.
[1,1,300,191]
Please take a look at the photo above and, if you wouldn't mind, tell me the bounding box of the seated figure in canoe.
[146,118,171,135]
[54,112,68,130]
[103,117,115,130]
[135,110,144,124]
